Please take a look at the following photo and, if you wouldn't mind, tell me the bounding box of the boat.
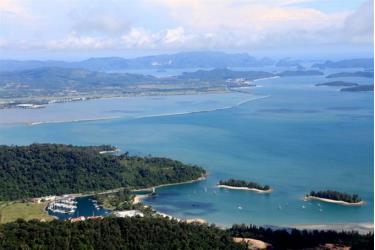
[47,198,78,214]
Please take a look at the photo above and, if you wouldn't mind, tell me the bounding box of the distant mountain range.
[1,52,372,72]
[0,67,155,91]
[0,51,274,72]
[312,58,373,69]
[0,67,278,102]
[0,67,329,91]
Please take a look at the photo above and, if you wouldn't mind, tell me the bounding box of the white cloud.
[0,0,372,53]
[0,0,28,17]
[0,37,8,48]
[70,14,131,36]
[121,27,193,49]
[47,33,114,50]
[121,28,157,48]
[342,0,374,44]
[163,27,187,44]
[146,0,367,49]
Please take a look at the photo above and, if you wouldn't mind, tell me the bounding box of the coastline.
[305,195,364,206]
[0,88,233,111]
[133,174,207,193]
[154,211,207,224]
[132,194,149,205]
[99,148,121,154]
[28,116,122,126]
[40,174,207,202]
[217,184,272,193]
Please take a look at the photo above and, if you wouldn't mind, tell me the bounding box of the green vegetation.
[0,201,53,224]
[219,179,270,191]
[0,218,372,249]
[0,217,246,249]
[0,67,155,91]
[308,190,362,203]
[95,189,135,211]
[341,85,374,92]
[229,224,373,250]
[0,66,266,106]
[0,144,205,201]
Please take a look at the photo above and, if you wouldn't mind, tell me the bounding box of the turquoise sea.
[0,69,373,227]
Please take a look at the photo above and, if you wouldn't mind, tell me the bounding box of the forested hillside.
[0,218,372,249]
[0,217,245,249]
[229,224,373,250]
[0,144,205,201]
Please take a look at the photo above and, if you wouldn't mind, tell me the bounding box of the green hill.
[0,144,205,201]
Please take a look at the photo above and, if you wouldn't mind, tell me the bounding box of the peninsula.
[305,190,364,206]
[217,179,272,193]
[0,144,206,201]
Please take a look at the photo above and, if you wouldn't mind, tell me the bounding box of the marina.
[47,196,109,220]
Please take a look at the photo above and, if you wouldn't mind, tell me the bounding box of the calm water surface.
[0,71,373,226]
[48,196,109,220]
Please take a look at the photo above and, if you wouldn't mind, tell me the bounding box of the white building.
[42,195,56,201]
[114,210,144,218]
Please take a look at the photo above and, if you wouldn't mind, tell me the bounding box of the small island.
[217,179,272,193]
[340,85,373,92]
[326,71,374,78]
[315,81,358,87]
[305,190,364,206]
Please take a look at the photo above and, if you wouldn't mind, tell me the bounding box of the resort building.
[114,210,144,218]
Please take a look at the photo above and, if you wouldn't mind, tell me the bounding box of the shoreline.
[0,89,234,112]
[133,174,207,193]
[217,185,272,193]
[305,196,364,206]
[132,194,149,205]
[28,116,122,126]
[154,211,207,224]
[99,148,121,154]
[37,174,207,202]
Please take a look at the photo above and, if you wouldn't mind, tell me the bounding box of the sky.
[0,0,373,60]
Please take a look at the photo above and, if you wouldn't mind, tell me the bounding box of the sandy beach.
[99,148,120,154]
[217,185,272,193]
[132,194,149,205]
[233,237,271,249]
[155,211,206,224]
[305,196,364,206]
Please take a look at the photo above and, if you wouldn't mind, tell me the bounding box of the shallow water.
[0,71,373,227]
